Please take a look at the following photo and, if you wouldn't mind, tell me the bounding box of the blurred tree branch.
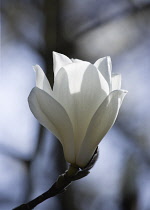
[120,156,138,210]
[72,2,150,39]
[1,3,44,56]
[116,122,150,166]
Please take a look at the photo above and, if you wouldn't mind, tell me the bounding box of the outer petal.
[94,56,112,90]
[76,89,127,167]
[53,51,72,77]
[33,65,52,95]
[111,74,121,91]
[28,87,75,163]
[53,61,109,155]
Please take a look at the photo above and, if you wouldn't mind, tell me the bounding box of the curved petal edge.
[76,89,127,167]
[33,65,52,95]
[28,87,75,163]
[53,51,72,77]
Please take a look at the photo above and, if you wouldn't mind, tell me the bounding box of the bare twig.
[13,148,99,210]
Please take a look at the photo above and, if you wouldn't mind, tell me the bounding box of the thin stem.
[13,148,99,210]
[13,165,79,210]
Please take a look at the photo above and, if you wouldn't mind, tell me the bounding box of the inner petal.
[94,57,112,91]
[53,62,109,156]
[53,51,72,77]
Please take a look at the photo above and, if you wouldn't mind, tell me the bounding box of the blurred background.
[1,0,150,209]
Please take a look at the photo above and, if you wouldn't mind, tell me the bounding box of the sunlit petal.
[94,56,112,90]
[76,89,127,167]
[53,61,109,155]
[33,65,52,95]
[53,51,72,77]
[111,74,121,91]
[71,58,83,63]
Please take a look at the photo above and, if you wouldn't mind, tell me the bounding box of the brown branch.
[12,165,77,210]
[12,148,99,210]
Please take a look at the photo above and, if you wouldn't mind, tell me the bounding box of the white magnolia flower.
[28,52,127,168]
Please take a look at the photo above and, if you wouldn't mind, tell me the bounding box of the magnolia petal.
[76,89,127,167]
[53,51,72,77]
[94,57,112,89]
[33,65,52,95]
[71,58,83,63]
[111,74,121,91]
[53,61,109,155]
[28,87,75,163]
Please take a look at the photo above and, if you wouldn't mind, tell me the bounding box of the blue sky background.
[1,1,150,209]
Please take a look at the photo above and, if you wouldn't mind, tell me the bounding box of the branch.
[1,6,43,55]
[73,2,150,39]
[13,148,99,210]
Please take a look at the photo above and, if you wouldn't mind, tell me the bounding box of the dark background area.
[1,0,150,209]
